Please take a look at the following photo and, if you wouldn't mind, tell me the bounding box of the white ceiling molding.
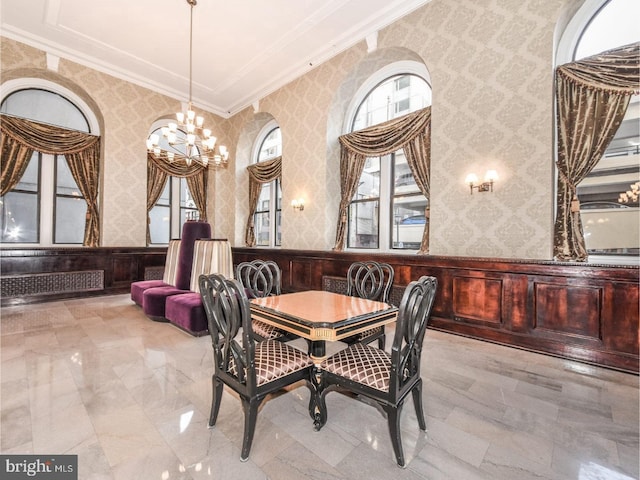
[1,0,432,118]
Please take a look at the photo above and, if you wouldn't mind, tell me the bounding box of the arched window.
[147,124,199,244]
[252,123,282,247]
[0,82,99,245]
[346,68,431,251]
[559,0,639,259]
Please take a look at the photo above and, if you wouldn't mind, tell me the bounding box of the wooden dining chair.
[199,273,315,462]
[342,261,395,349]
[235,259,293,341]
[315,275,437,467]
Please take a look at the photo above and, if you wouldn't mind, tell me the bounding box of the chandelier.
[146,0,228,168]
[618,181,640,204]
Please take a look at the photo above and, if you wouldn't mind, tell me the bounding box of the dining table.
[249,290,398,360]
[249,289,398,428]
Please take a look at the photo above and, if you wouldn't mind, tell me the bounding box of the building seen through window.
[572,0,640,257]
[0,87,93,245]
[254,126,282,247]
[148,126,199,244]
[348,73,431,251]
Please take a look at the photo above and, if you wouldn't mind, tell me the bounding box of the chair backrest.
[162,240,182,286]
[389,275,437,396]
[175,220,212,290]
[235,260,282,298]
[189,239,234,293]
[199,273,257,390]
[346,261,394,304]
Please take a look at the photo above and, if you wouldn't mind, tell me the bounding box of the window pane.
[255,212,270,246]
[258,127,282,161]
[149,205,170,244]
[275,210,282,246]
[354,158,380,200]
[348,200,379,248]
[257,184,270,212]
[392,195,427,250]
[56,157,82,196]
[55,197,86,243]
[157,182,170,206]
[0,191,38,243]
[15,152,39,192]
[0,89,90,132]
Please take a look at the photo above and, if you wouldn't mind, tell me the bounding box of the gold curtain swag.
[244,156,282,247]
[147,152,208,222]
[0,114,101,246]
[334,107,432,253]
[553,42,640,261]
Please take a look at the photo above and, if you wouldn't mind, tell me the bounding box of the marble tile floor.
[0,294,638,480]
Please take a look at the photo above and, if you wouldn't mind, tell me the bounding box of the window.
[563,0,640,257]
[253,125,282,247]
[347,72,431,251]
[0,85,97,245]
[147,125,199,244]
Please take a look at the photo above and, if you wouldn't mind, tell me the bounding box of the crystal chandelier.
[618,181,640,203]
[146,0,228,168]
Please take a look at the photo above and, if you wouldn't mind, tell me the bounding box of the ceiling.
[1,0,431,118]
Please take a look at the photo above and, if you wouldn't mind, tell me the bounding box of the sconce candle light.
[465,170,498,194]
[291,199,305,211]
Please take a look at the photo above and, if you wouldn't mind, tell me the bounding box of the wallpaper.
[2,0,578,259]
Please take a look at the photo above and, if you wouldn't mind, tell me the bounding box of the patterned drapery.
[0,114,101,246]
[244,156,281,247]
[146,159,169,245]
[334,107,431,253]
[554,42,640,261]
[147,152,208,224]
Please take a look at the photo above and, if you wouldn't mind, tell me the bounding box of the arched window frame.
[251,120,282,247]
[555,0,640,264]
[0,78,100,247]
[344,61,431,252]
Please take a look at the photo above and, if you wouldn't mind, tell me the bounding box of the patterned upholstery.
[165,239,233,335]
[321,343,391,391]
[229,340,312,386]
[315,276,438,467]
[251,320,286,341]
[200,273,315,462]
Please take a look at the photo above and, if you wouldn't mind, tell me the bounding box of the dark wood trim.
[1,247,167,306]
[231,248,639,374]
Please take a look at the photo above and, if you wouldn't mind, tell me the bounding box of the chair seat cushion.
[131,280,167,306]
[142,285,189,318]
[165,292,208,336]
[229,340,312,386]
[321,343,391,392]
[252,319,287,340]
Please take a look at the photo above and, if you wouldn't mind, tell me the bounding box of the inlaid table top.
[250,290,397,342]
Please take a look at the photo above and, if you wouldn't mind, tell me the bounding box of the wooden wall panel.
[452,275,502,326]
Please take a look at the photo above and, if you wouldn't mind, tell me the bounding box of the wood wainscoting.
[1,247,167,307]
[232,248,639,373]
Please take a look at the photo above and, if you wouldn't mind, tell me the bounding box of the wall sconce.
[291,198,305,211]
[465,170,498,194]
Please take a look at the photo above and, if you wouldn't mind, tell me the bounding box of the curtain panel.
[147,152,208,224]
[554,42,640,261]
[333,106,432,253]
[0,114,101,246]
[244,156,281,247]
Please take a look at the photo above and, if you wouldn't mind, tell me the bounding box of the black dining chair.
[315,275,437,467]
[199,273,315,462]
[342,261,395,349]
[235,260,292,341]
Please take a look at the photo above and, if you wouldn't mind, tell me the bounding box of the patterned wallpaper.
[2,0,579,258]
